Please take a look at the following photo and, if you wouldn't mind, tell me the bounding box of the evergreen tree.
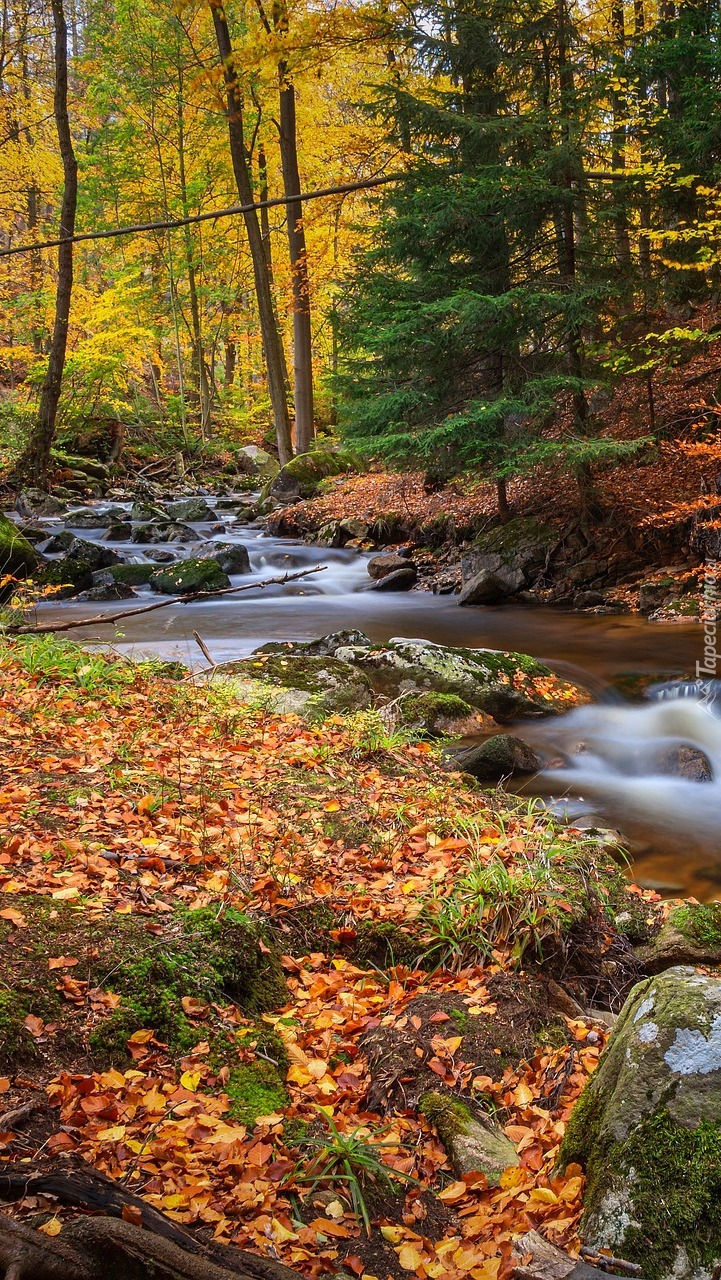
[339,0,648,514]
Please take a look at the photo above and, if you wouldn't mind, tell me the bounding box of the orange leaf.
[310,1218,351,1238]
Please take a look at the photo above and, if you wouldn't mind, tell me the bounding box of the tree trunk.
[610,0,631,269]
[278,59,314,454]
[209,0,293,464]
[17,0,77,486]
[177,70,212,439]
[633,0,653,285]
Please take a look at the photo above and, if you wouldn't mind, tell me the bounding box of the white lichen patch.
[638,1021,659,1043]
[664,1014,721,1076]
[634,996,655,1024]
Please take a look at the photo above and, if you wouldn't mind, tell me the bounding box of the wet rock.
[15,489,65,518]
[208,653,373,718]
[76,582,137,602]
[65,507,112,529]
[419,1092,519,1184]
[104,521,132,541]
[164,497,215,522]
[316,520,344,547]
[236,444,279,479]
[110,563,154,586]
[368,552,415,581]
[458,568,511,605]
[0,512,40,582]
[131,521,194,544]
[365,566,417,591]
[149,558,231,595]
[443,733,543,781]
[144,548,176,563]
[565,558,607,586]
[657,744,712,781]
[574,590,605,609]
[42,535,120,592]
[559,966,721,1279]
[42,530,77,554]
[199,542,251,575]
[130,501,167,522]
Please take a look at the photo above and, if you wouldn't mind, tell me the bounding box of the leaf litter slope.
[0,641,654,1280]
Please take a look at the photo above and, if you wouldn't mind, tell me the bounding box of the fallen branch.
[3,566,327,636]
[512,1230,625,1280]
[0,1159,303,1280]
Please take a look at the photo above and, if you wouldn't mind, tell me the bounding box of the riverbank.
[0,633,671,1278]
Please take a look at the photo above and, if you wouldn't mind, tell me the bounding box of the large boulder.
[38,535,119,592]
[559,967,721,1280]
[193,542,251,575]
[149,558,231,595]
[0,512,40,581]
[209,653,373,718]
[368,552,414,581]
[268,447,364,503]
[163,497,215,523]
[459,517,555,605]
[236,445,279,479]
[329,636,586,721]
[15,489,65,518]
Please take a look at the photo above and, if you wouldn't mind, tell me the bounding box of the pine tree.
[339,0,648,514]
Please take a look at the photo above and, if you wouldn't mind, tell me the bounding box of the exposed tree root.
[0,1160,304,1280]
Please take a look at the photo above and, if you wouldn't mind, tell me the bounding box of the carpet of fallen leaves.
[0,646,641,1280]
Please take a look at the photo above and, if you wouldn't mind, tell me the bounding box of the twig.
[0,1100,44,1131]
[192,631,216,667]
[3,566,327,636]
[579,1249,642,1276]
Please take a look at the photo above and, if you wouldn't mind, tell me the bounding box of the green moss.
[88,907,288,1066]
[0,512,39,584]
[353,920,424,969]
[470,517,554,563]
[419,1091,473,1139]
[669,903,721,949]
[225,1060,288,1126]
[111,563,154,586]
[401,692,476,735]
[566,1106,721,1280]
[0,988,61,1066]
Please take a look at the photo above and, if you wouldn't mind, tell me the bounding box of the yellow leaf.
[38,1218,63,1237]
[380,1225,404,1244]
[325,1199,345,1219]
[97,1125,126,1142]
[270,1217,298,1243]
[180,1070,201,1092]
[398,1244,424,1270]
[128,1028,155,1044]
[527,1187,559,1205]
[437,1180,467,1203]
[306,1058,328,1080]
[287,1064,312,1087]
[559,1176,583,1202]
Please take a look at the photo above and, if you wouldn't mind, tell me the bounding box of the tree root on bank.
[0,1160,304,1280]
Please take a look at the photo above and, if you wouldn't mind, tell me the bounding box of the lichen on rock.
[559,966,721,1280]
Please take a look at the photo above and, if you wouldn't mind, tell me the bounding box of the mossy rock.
[467,516,555,564]
[111,562,154,586]
[269,448,365,500]
[559,966,721,1279]
[0,512,40,584]
[209,653,373,718]
[637,903,721,972]
[149,558,231,595]
[330,637,587,721]
[419,1090,519,1183]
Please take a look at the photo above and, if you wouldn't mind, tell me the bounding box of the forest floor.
[0,636,665,1280]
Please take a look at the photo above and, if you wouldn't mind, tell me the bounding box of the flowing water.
[9,496,716,897]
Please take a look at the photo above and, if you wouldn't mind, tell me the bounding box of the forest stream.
[13,496,714,899]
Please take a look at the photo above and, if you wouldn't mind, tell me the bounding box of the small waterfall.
[527,699,721,859]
